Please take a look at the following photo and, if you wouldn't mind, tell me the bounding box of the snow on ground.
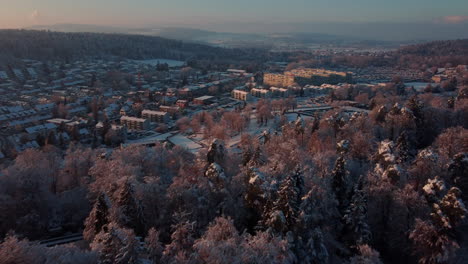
[123,132,175,147]
[168,134,203,153]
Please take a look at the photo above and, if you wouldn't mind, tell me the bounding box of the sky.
[1,0,467,40]
[1,0,468,28]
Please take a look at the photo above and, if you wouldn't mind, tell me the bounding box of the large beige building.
[288,68,348,78]
[264,68,351,87]
[263,73,296,87]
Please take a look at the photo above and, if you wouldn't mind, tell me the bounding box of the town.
[1,55,465,160]
[0,7,468,262]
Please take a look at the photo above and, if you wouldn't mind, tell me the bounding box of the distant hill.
[398,39,468,57]
[28,24,130,34]
[0,29,265,62]
[25,24,387,48]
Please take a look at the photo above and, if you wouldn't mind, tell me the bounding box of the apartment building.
[120,116,150,130]
[142,110,170,123]
[251,88,271,98]
[263,73,295,87]
[270,87,290,97]
[232,89,252,101]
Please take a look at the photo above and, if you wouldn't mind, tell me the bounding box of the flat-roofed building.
[270,87,290,97]
[176,100,189,108]
[142,110,170,123]
[193,95,215,105]
[120,116,149,130]
[232,89,252,101]
[251,88,271,98]
[264,73,295,87]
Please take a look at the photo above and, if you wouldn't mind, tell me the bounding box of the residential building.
[120,116,150,130]
[142,110,170,123]
[264,73,295,87]
[232,89,252,101]
[193,95,215,105]
[251,88,271,98]
[270,87,290,97]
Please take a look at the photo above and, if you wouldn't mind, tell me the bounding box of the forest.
[287,39,468,70]
[0,81,467,263]
[0,30,267,63]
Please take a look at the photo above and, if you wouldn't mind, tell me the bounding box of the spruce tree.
[332,155,349,215]
[83,193,111,242]
[342,178,371,248]
[448,153,468,201]
[145,227,163,263]
[396,132,410,163]
[264,167,304,234]
[115,180,145,236]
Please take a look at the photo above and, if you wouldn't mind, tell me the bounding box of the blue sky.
[1,0,467,28]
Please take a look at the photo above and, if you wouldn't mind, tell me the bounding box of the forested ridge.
[0,29,264,62]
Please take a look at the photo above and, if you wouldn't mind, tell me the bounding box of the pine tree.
[342,178,371,248]
[332,155,349,214]
[207,139,224,164]
[247,146,264,167]
[264,167,304,234]
[242,147,253,166]
[448,153,468,201]
[84,193,111,242]
[411,177,468,264]
[299,228,329,264]
[145,227,163,263]
[396,132,410,163]
[162,221,196,263]
[92,223,140,264]
[204,162,227,189]
[115,180,145,236]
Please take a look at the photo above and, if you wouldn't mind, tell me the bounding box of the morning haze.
[2,0,468,41]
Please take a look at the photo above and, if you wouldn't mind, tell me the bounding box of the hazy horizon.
[2,0,468,41]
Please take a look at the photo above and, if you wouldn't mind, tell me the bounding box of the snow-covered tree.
[240,231,295,264]
[91,223,140,264]
[145,227,163,263]
[448,152,468,201]
[336,140,350,155]
[194,217,241,264]
[374,140,405,185]
[162,221,196,264]
[263,167,304,234]
[114,179,145,236]
[409,219,458,264]
[204,162,227,189]
[332,155,349,214]
[0,234,98,264]
[349,244,383,264]
[395,131,411,163]
[298,228,329,264]
[410,177,467,264]
[84,193,111,242]
[207,139,225,164]
[342,178,372,247]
